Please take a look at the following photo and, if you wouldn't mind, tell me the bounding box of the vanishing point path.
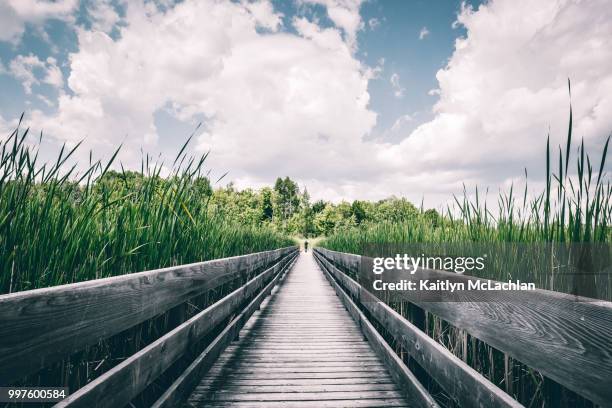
[3,246,608,406]
[0,246,612,408]
[184,252,411,407]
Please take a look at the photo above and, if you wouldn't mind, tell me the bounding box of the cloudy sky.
[0,0,610,207]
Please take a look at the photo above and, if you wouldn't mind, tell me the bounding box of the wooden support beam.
[314,251,439,408]
[0,247,295,382]
[315,248,612,407]
[55,251,297,408]
[315,250,522,408]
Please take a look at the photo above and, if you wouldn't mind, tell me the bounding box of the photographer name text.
[371,254,536,292]
[372,279,536,292]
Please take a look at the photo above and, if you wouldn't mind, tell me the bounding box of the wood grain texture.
[183,253,414,408]
[55,251,297,408]
[186,399,412,408]
[315,251,521,408]
[315,247,612,407]
[151,252,299,408]
[314,252,439,408]
[0,247,295,383]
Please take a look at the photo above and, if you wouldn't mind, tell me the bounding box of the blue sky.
[0,0,477,145]
[359,0,481,139]
[0,0,609,205]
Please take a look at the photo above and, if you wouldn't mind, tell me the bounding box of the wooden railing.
[0,246,299,407]
[314,247,612,408]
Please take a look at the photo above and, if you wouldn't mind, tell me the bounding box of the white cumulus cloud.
[300,0,365,50]
[368,17,380,30]
[23,0,379,186]
[390,72,405,98]
[0,0,78,43]
[9,54,63,94]
[86,0,121,34]
[381,0,612,204]
[419,26,429,40]
[11,0,612,207]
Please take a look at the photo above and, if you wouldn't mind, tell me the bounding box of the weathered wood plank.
[194,377,396,387]
[197,390,405,401]
[316,248,360,277]
[316,247,612,407]
[151,252,298,408]
[206,366,390,375]
[229,342,369,347]
[0,247,295,383]
[212,362,387,370]
[184,253,413,408]
[198,372,391,380]
[194,383,399,393]
[316,251,521,408]
[214,356,380,363]
[221,358,376,365]
[219,358,381,369]
[315,253,439,408]
[187,399,412,408]
[55,251,297,408]
[217,351,376,357]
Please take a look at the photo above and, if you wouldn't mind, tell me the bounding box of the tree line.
[206,176,441,237]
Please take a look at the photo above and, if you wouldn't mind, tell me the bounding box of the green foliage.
[422,208,441,227]
[261,187,274,221]
[274,176,301,222]
[320,132,611,250]
[311,199,326,213]
[0,124,293,295]
[351,200,366,224]
[319,99,612,299]
[210,184,265,226]
[316,92,611,408]
[197,178,441,239]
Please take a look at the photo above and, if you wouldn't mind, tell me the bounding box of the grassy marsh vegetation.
[0,120,297,402]
[1,88,609,407]
[0,120,293,295]
[318,102,611,408]
[320,129,611,298]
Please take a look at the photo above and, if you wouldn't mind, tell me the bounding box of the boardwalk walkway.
[184,252,412,407]
[3,246,608,407]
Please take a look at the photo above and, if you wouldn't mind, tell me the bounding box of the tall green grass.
[319,93,611,407]
[0,118,293,295]
[320,126,610,248]
[320,108,611,298]
[1,119,294,402]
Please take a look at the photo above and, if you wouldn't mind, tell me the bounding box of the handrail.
[314,247,612,407]
[313,251,439,408]
[56,249,298,408]
[315,248,612,406]
[0,246,296,383]
[314,249,520,408]
[152,251,299,408]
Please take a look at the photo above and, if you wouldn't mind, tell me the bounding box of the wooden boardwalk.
[184,252,412,407]
[3,245,609,407]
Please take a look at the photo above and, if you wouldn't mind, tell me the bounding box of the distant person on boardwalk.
[304,240,309,252]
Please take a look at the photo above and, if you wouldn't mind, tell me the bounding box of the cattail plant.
[319,87,611,407]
